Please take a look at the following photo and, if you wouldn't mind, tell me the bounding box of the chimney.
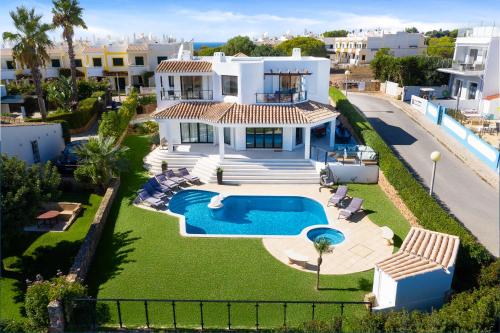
[212,52,226,63]
[292,48,301,59]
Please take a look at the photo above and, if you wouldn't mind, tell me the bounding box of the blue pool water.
[169,190,328,236]
[306,227,345,245]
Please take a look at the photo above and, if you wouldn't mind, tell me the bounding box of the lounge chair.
[142,182,168,200]
[327,185,348,207]
[165,169,187,185]
[338,198,364,220]
[155,173,179,188]
[137,190,165,209]
[178,168,200,184]
[147,177,172,193]
[284,250,309,267]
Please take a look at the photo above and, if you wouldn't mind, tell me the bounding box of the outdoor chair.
[147,177,172,193]
[338,198,364,220]
[155,173,179,188]
[178,168,200,184]
[327,185,348,207]
[137,190,165,209]
[142,182,168,200]
[165,169,187,185]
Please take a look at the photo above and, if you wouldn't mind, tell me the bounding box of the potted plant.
[161,161,168,173]
[216,167,224,184]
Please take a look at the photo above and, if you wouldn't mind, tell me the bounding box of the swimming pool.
[306,227,345,245]
[169,190,329,236]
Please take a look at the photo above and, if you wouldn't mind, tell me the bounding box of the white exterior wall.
[0,124,65,165]
[372,268,397,309]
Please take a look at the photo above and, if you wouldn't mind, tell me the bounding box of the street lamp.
[429,151,441,195]
[344,70,351,96]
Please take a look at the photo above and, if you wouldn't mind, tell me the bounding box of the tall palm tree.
[3,7,53,120]
[52,0,87,110]
[314,237,333,290]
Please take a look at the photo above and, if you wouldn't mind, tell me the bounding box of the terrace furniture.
[148,177,172,193]
[380,226,394,245]
[178,168,200,184]
[165,169,187,185]
[137,190,166,209]
[327,185,348,207]
[285,250,309,267]
[142,182,168,200]
[36,210,60,228]
[338,198,364,220]
[155,173,179,188]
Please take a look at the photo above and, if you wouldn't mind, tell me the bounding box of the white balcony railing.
[128,65,147,76]
[1,69,17,80]
[86,67,103,77]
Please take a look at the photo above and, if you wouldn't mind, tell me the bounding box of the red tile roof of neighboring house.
[156,60,212,73]
[127,44,148,52]
[484,94,500,101]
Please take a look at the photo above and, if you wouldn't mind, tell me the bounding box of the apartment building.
[322,30,426,65]
[0,36,192,91]
[437,26,500,117]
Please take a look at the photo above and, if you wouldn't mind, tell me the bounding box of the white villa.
[437,26,500,118]
[146,48,362,184]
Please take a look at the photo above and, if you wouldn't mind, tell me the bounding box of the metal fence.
[70,297,372,331]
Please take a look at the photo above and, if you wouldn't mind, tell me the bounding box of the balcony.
[160,89,213,101]
[255,91,307,104]
[128,64,147,76]
[1,69,17,80]
[86,67,103,77]
[43,68,59,78]
[438,60,485,76]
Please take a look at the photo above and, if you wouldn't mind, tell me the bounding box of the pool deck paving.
[138,183,394,275]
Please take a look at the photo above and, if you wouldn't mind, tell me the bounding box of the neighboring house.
[437,26,500,118]
[322,30,426,65]
[153,48,338,160]
[372,227,459,311]
[0,122,65,165]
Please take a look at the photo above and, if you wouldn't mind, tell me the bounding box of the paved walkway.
[347,92,499,256]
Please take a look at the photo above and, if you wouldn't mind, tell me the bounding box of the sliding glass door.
[180,123,214,143]
[246,128,282,149]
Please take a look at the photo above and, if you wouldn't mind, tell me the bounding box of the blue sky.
[1,0,499,42]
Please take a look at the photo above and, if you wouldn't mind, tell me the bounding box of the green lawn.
[86,135,410,330]
[0,191,102,321]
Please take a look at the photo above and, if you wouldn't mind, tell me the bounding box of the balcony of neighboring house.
[256,70,310,104]
[43,67,59,78]
[86,66,103,77]
[438,46,487,76]
[1,68,17,80]
[160,75,213,101]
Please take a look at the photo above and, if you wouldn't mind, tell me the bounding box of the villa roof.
[376,227,460,281]
[156,60,213,73]
[153,101,338,125]
[83,46,104,53]
[127,44,148,52]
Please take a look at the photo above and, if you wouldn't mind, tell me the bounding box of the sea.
[193,42,225,50]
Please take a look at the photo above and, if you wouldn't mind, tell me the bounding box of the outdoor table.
[36,210,60,228]
[380,226,394,245]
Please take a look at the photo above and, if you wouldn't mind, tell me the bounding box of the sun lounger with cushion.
[137,190,165,209]
[327,185,348,207]
[165,169,187,185]
[147,177,172,193]
[155,173,179,188]
[142,182,168,200]
[338,197,364,220]
[178,168,200,184]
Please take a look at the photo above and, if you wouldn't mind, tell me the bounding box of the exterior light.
[344,70,351,96]
[429,151,441,195]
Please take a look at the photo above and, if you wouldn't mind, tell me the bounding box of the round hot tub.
[306,227,345,245]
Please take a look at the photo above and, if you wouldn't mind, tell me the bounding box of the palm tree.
[314,237,333,290]
[52,0,87,110]
[3,7,53,120]
[74,136,129,192]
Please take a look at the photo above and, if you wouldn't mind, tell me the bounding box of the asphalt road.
[348,93,499,256]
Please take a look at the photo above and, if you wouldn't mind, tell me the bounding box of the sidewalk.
[361,92,499,190]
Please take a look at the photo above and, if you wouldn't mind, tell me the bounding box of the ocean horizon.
[193,42,225,50]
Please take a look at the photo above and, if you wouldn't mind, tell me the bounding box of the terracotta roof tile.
[376,227,460,281]
[153,101,338,125]
[127,44,148,52]
[83,46,104,53]
[156,60,212,73]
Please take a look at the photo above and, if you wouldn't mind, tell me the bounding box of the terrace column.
[218,127,225,160]
[329,120,336,148]
[304,127,311,159]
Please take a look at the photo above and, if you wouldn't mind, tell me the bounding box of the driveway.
[347,93,499,256]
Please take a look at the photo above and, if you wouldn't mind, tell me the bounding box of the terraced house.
[150,48,343,183]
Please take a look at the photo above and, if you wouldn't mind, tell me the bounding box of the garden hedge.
[330,88,492,290]
[28,97,102,130]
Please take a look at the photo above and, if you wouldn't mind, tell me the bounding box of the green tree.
[46,76,73,112]
[74,136,129,191]
[313,237,333,290]
[222,36,256,55]
[250,44,286,56]
[52,0,87,110]
[427,36,455,58]
[3,7,54,119]
[196,46,224,56]
[275,37,327,57]
[322,30,349,37]
[405,27,419,33]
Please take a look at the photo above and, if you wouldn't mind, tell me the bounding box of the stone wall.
[67,178,121,282]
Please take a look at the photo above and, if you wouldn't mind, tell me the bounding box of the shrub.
[478,260,500,288]
[91,90,106,99]
[297,318,343,333]
[98,91,138,140]
[77,79,109,100]
[52,120,71,143]
[0,319,34,333]
[330,87,492,290]
[138,94,156,106]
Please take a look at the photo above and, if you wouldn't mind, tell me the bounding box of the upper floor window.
[93,57,102,67]
[468,82,478,100]
[222,75,238,96]
[135,56,144,66]
[74,59,83,67]
[112,58,124,66]
[157,56,168,64]
[168,76,174,89]
[51,59,61,68]
[6,60,15,69]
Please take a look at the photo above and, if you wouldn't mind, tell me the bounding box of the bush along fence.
[410,95,500,171]
[330,88,492,291]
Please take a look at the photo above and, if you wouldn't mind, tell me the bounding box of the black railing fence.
[70,297,372,331]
